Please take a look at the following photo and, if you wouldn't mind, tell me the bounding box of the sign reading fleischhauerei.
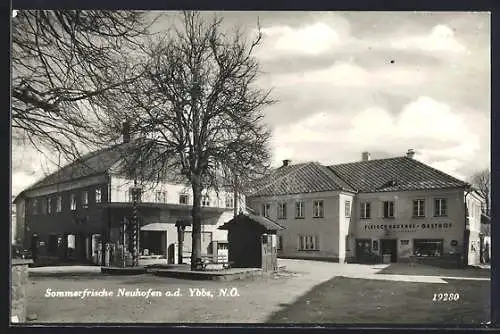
[364,223,453,231]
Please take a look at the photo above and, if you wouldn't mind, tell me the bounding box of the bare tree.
[113,11,274,270]
[12,10,156,163]
[470,169,490,216]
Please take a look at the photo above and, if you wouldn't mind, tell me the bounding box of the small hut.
[218,213,285,271]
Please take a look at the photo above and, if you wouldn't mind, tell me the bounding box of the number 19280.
[432,293,460,302]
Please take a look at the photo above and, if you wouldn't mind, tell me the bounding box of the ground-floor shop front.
[101,203,230,267]
[346,220,480,266]
[26,203,232,266]
[29,231,104,265]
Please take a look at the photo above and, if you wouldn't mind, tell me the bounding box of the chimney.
[122,121,131,143]
[406,149,415,159]
[282,159,291,167]
[361,152,371,161]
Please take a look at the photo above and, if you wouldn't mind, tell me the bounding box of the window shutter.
[315,235,320,250]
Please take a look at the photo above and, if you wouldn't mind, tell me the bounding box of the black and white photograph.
[11,10,491,325]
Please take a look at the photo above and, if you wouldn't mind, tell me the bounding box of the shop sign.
[364,222,453,231]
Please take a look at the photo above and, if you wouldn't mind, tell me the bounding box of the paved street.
[26,259,490,323]
[27,259,379,323]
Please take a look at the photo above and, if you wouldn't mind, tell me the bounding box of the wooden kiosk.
[218,213,285,272]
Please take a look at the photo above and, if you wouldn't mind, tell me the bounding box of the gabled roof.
[247,156,469,198]
[247,162,356,197]
[218,212,285,231]
[14,138,188,201]
[25,142,134,191]
[328,157,468,193]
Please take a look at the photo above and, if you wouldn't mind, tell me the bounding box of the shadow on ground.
[266,276,490,325]
[378,263,491,278]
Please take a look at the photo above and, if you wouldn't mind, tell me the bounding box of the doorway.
[355,238,372,263]
[140,231,166,256]
[380,239,398,262]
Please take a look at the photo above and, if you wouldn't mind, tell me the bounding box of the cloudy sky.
[12,11,490,196]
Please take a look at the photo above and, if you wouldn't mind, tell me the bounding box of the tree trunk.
[190,174,203,270]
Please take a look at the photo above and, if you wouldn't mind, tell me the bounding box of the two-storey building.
[14,129,243,265]
[247,150,485,266]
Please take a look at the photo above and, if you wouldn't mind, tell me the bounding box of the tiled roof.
[328,157,468,193]
[247,156,469,198]
[23,141,139,191]
[247,162,356,197]
[18,138,189,197]
[218,212,285,231]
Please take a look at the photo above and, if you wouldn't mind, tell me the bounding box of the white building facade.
[247,152,485,266]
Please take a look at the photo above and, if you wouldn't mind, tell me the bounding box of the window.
[413,199,425,217]
[277,236,283,250]
[129,188,142,203]
[372,240,379,252]
[360,202,371,219]
[56,196,62,213]
[179,194,189,205]
[82,191,89,208]
[413,239,443,257]
[47,197,52,214]
[313,200,324,218]
[40,199,46,215]
[400,240,409,246]
[298,235,320,251]
[70,194,76,211]
[383,201,394,218]
[277,203,287,219]
[155,191,167,203]
[434,198,448,217]
[95,188,102,203]
[225,194,234,208]
[262,203,270,218]
[295,201,304,219]
[32,199,38,215]
[345,200,351,217]
[202,195,210,207]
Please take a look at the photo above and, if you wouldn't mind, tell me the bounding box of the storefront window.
[413,239,443,257]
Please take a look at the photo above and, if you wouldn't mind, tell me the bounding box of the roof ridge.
[311,162,353,192]
[26,142,128,191]
[251,162,313,196]
[406,157,468,185]
[321,164,360,192]
[330,156,405,167]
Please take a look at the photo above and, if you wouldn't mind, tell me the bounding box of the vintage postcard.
[11,10,491,326]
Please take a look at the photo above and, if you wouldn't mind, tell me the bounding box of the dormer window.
[379,179,399,190]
